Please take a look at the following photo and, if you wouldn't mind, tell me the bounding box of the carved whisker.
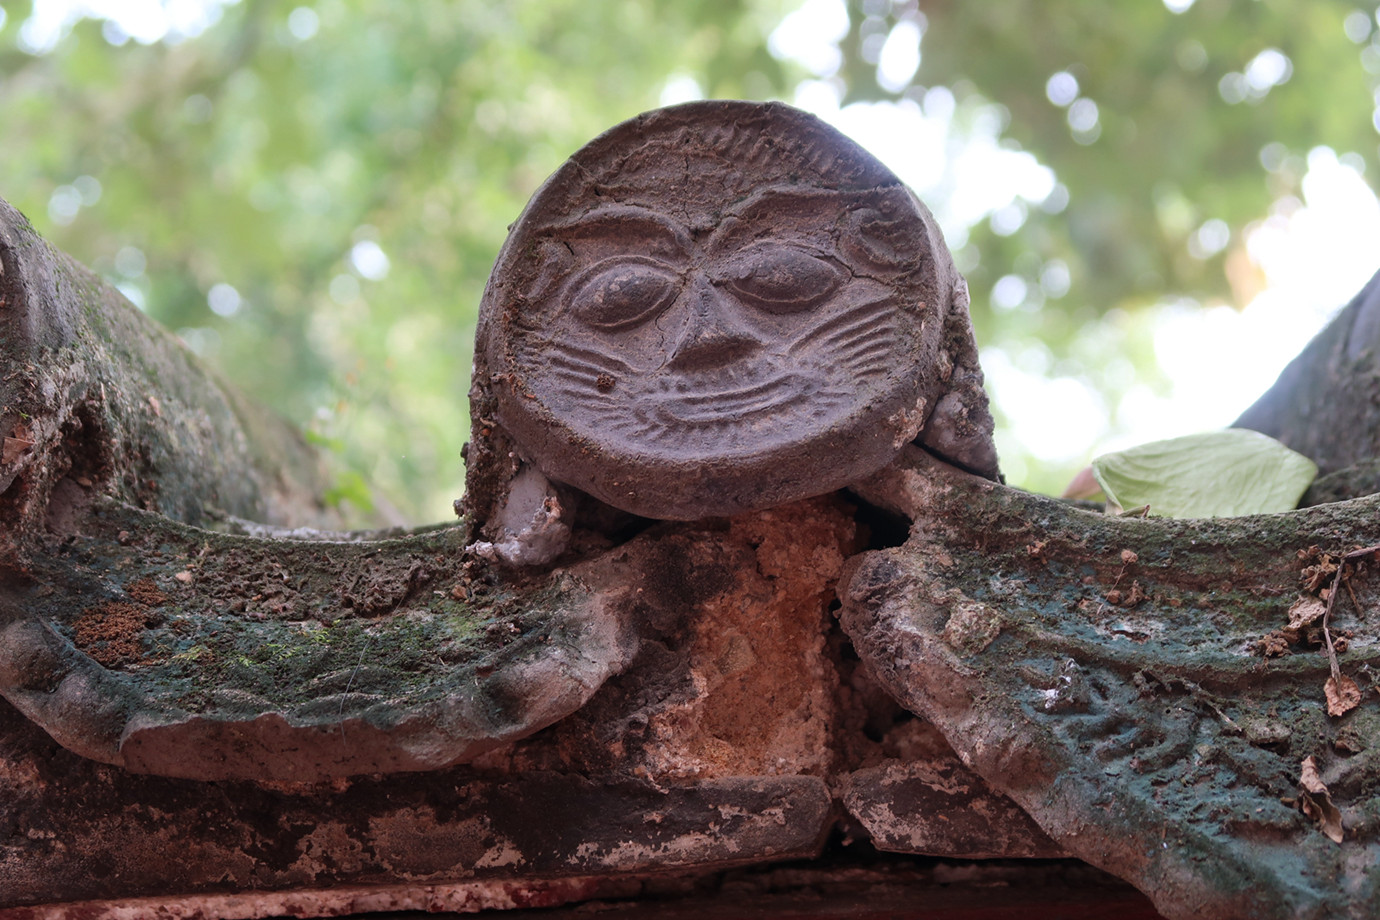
[547,351,628,377]
[834,344,895,369]
[790,306,892,354]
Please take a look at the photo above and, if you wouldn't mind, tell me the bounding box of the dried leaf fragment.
[1300,756,1327,795]
[1287,595,1327,633]
[1105,580,1147,608]
[1298,792,1344,845]
[1297,756,1345,844]
[2,436,34,464]
[1325,674,1362,717]
[1300,549,1339,593]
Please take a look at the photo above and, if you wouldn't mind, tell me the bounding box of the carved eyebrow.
[548,205,694,256]
[703,187,858,252]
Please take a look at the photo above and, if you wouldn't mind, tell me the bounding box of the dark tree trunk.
[1236,268,1380,502]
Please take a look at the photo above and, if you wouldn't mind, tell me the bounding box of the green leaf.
[1091,430,1317,518]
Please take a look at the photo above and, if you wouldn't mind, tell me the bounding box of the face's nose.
[665,277,762,372]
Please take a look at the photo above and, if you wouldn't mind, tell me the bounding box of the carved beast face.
[479,101,956,519]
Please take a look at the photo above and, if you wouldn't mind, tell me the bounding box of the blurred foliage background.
[3,0,1379,524]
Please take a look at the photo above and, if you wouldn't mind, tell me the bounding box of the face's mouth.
[532,352,861,454]
[650,370,817,426]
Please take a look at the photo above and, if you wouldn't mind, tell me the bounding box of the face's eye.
[719,243,845,315]
[568,258,681,330]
